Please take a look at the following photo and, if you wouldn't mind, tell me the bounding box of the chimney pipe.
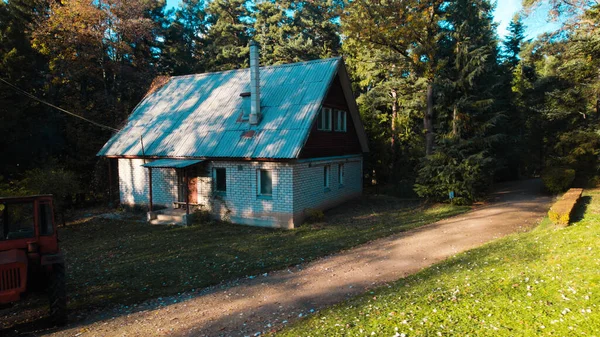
[249,40,261,125]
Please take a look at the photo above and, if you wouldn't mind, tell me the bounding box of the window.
[334,109,347,132]
[213,168,227,193]
[317,107,332,131]
[324,165,330,189]
[257,169,273,196]
[1,201,35,240]
[39,202,54,236]
[338,164,344,186]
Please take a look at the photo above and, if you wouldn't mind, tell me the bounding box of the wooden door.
[187,172,198,204]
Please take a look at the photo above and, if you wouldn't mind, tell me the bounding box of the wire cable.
[0,77,120,132]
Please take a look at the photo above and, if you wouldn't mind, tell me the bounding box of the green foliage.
[279,190,600,337]
[303,208,325,224]
[541,167,576,194]
[415,139,494,203]
[22,164,81,224]
[503,14,526,69]
[189,208,212,225]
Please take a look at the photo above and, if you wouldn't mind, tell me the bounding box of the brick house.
[98,43,369,228]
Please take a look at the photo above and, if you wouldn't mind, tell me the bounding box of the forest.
[0,0,598,207]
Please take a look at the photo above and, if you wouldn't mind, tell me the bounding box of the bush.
[414,139,494,204]
[542,167,576,194]
[190,208,212,225]
[22,166,81,226]
[304,208,324,224]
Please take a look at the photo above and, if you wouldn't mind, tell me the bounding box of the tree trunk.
[391,89,398,148]
[452,104,458,137]
[391,89,398,176]
[424,82,435,155]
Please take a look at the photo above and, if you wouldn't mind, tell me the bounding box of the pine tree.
[204,0,252,71]
[162,0,210,75]
[503,14,526,70]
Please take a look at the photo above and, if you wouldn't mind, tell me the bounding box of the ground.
[1,179,550,337]
[0,193,467,336]
[279,188,599,336]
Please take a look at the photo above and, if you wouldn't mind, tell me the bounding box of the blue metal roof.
[97,58,342,159]
[141,159,203,169]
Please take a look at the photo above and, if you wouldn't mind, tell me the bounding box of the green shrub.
[22,166,81,226]
[304,208,324,224]
[414,139,494,204]
[190,208,212,225]
[541,167,576,194]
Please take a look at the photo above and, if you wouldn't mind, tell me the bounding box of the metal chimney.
[249,40,261,125]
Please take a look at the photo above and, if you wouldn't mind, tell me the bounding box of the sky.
[494,0,561,38]
[165,0,559,39]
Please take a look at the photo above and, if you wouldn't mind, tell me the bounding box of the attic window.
[317,107,332,131]
[334,109,347,132]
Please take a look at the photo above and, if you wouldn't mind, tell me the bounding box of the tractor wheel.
[48,263,67,326]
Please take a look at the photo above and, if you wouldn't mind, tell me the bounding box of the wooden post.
[148,167,153,212]
[108,158,113,204]
[185,169,190,216]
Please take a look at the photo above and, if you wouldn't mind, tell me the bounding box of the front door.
[188,174,198,204]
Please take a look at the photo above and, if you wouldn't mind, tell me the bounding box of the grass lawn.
[59,196,468,312]
[277,189,600,336]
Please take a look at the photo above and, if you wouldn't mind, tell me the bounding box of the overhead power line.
[0,77,120,132]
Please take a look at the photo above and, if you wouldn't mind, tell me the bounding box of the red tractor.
[0,195,67,325]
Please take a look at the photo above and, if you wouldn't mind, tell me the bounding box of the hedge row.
[548,188,583,226]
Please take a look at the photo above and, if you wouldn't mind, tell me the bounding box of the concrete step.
[156,213,184,222]
[149,209,188,225]
[150,218,184,226]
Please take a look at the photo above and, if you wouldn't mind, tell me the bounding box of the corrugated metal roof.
[98,58,341,159]
[142,159,203,168]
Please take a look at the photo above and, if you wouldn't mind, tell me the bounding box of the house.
[97,42,369,228]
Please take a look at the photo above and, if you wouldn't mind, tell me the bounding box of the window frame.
[317,107,332,131]
[212,167,227,194]
[324,165,331,190]
[338,163,344,186]
[38,201,54,236]
[257,169,273,197]
[334,109,347,132]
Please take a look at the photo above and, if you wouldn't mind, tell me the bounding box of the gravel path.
[44,179,551,337]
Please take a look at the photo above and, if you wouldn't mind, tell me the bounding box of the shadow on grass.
[571,196,591,223]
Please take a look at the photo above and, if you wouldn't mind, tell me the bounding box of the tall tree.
[0,0,55,177]
[343,0,446,156]
[503,14,526,70]
[204,0,252,70]
[31,0,165,180]
[162,0,210,75]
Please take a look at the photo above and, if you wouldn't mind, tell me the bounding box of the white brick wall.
[292,156,363,223]
[118,159,178,207]
[118,155,363,228]
[118,159,149,206]
[204,161,295,228]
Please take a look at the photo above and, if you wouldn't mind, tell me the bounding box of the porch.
[142,159,207,225]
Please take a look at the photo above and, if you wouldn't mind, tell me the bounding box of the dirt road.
[44,179,551,337]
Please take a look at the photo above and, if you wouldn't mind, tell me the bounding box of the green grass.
[60,196,468,311]
[277,190,600,336]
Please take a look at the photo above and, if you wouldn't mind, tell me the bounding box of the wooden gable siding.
[299,76,362,159]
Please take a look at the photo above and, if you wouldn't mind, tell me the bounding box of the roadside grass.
[59,196,468,312]
[277,190,600,336]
